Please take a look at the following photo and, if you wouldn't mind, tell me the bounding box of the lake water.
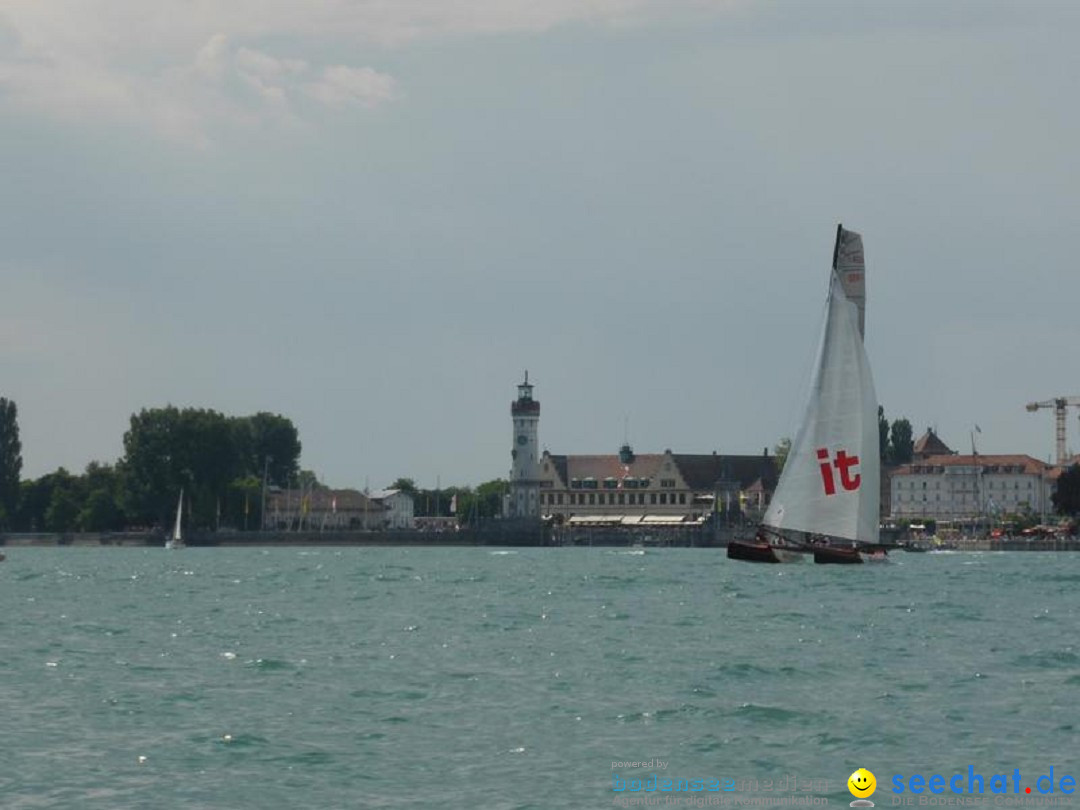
[2,547,1078,808]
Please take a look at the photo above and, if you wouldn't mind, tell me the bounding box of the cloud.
[0,1,700,145]
[304,65,397,109]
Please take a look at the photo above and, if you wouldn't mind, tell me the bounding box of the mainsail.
[171,489,184,546]
[833,225,866,339]
[762,227,879,545]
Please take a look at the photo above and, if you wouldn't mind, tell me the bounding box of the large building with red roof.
[537,445,777,527]
[890,430,1056,521]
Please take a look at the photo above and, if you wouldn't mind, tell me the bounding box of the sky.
[2,1,1079,490]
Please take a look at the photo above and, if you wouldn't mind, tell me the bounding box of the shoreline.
[3,531,1080,551]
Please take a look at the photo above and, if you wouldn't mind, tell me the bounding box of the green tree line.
[389,477,508,524]
[0,402,300,532]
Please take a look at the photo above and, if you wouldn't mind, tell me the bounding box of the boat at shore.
[728,224,880,565]
[165,489,185,550]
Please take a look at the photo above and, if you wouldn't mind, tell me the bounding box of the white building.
[890,453,1054,522]
[369,489,415,530]
[538,447,776,527]
[266,488,383,531]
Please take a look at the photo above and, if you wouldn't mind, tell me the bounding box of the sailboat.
[165,489,185,550]
[728,225,880,564]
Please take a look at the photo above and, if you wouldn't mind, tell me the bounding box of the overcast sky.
[2,1,1079,489]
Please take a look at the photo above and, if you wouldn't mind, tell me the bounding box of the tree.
[0,397,22,527]
[889,419,914,465]
[390,478,419,498]
[77,462,125,531]
[475,479,509,518]
[878,406,891,465]
[120,406,302,529]
[44,471,80,532]
[78,489,122,532]
[16,470,69,531]
[774,438,792,473]
[1052,465,1080,516]
[236,412,301,487]
[296,469,322,491]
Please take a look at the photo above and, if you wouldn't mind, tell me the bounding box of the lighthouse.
[508,372,541,518]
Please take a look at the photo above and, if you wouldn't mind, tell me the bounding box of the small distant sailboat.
[165,489,185,550]
[728,225,881,564]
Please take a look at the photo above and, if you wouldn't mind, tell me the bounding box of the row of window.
[544,492,689,506]
[908,465,1028,474]
[569,477,653,490]
[561,477,682,490]
[897,480,1034,490]
[895,493,1035,504]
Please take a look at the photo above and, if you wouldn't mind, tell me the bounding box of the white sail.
[833,225,866,339]
[763,232,879,545]
[167,489,184,549]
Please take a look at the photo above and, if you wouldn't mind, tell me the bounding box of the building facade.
[890,453,1054,521]
[265,488,384,531]
[369,489,415,530]
[537,446,777,527]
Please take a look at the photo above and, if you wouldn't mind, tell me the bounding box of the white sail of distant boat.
[165,489,185,550]
[728,225,880,564]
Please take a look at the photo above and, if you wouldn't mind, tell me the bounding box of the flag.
[332,496,337,514]
[975,425,982,433]
[449,494,457,514]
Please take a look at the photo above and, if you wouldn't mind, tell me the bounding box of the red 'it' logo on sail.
[816,448,861,495]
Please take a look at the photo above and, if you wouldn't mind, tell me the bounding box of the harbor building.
[502,374,777,527]
[539,446,777,527]
[890,431,1055,522]
[266,488,384,531]
[369,488,415,530]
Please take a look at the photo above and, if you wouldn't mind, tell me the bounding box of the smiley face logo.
[848,768,876,798]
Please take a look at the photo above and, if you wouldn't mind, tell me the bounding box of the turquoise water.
[2,548,1078,809]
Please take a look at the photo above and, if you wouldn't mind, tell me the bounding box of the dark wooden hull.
[813,545,863,564]
[727,539,781,563]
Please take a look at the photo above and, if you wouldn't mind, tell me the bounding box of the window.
[679,494,687,504]
[588,493,596,505]
[660,479,676,488]
[660,494,667,505]
[618,494,625,505]
[650,494,657,504]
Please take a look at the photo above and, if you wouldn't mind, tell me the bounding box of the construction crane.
[1025,396,1080,466]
